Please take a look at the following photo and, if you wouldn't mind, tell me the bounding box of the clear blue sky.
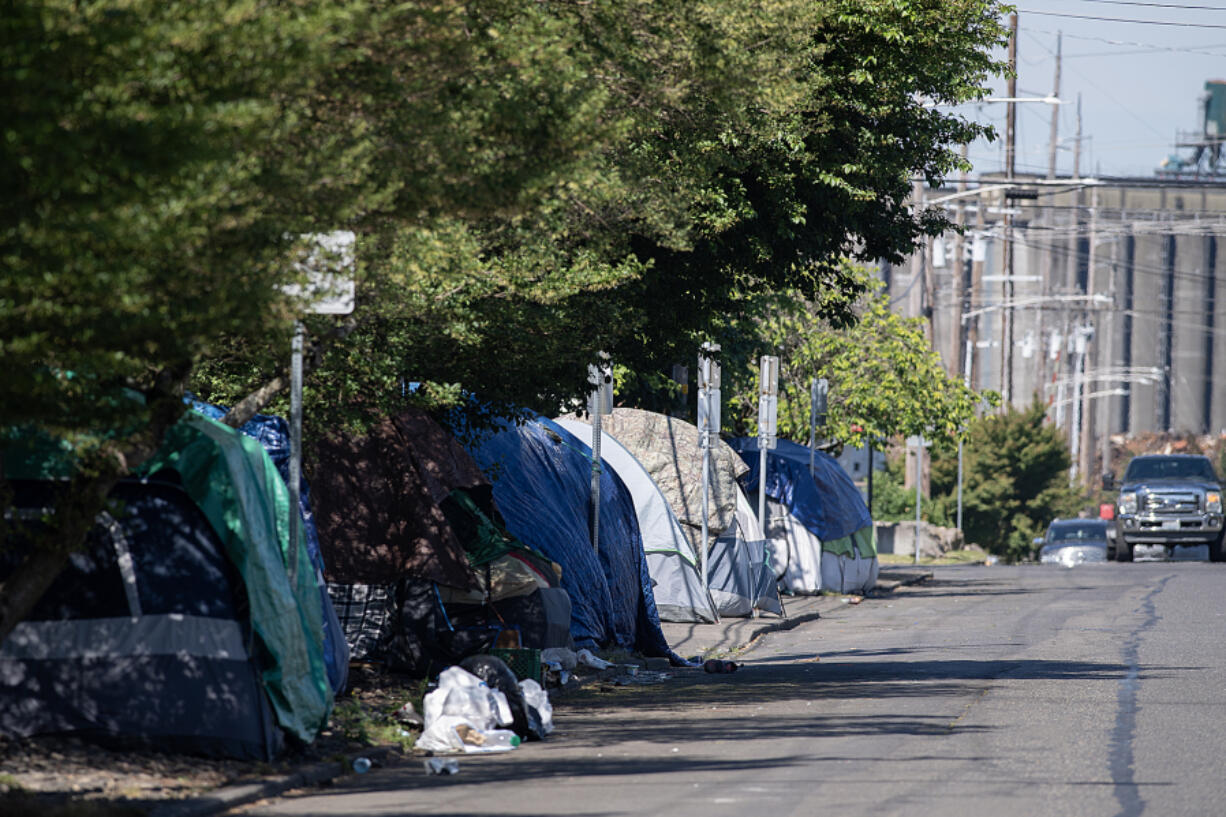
[955,0,1226,179]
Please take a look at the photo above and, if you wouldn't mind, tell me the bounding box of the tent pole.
[287,320,304,587]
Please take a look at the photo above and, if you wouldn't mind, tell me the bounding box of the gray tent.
[590,409,780,617]
[554,418,717,623]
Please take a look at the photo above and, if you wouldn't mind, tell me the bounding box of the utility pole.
[1002,11,1019,407]
[1046,32,1062,180]
[952,145,969,378]
[968,196,987,390]
[1037,32,1061,393]
[1078,186,1099,482]
[1072,93,1083,181]
[1099,219,1120,485]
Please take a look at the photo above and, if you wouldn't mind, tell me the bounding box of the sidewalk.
[151,567,931,817]
[661,567,933,660]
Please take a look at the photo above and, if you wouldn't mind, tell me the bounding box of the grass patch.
[879,549,987,566]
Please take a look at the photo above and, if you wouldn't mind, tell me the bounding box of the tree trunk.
[0,367,189,646]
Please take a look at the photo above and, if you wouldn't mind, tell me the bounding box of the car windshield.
[1123,457,1217,482]
[1047,522,1106,542]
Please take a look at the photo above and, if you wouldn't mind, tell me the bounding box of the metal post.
[288,320,304,586]
[914,435,924,565]
[588,358,613,554]
[590,410,602,554]
[757,356,779,527]
[957,336,972,533]
[697,344,721,608]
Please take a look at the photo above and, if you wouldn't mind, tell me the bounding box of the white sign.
[587,358,613,417]
[283,231,356,315]
[905,435,931,448]
[757,355,779,448]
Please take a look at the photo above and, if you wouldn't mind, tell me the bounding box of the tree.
[194,0,1010,430]
[931,400,1080,561]
[716,271,992,446]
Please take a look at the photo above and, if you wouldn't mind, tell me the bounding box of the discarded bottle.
[351,757,372,774]
[423,757,460,776]
[482,729,521,749]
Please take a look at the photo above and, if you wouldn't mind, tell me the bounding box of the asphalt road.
[242,562,1226,817]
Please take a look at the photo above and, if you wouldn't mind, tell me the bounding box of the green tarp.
[145,413,331,743]
[821,525,877,558]
[4,411,333,744]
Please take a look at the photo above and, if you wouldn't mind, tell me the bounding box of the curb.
[149,747,395,817]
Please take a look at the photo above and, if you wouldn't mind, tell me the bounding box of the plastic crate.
[488,647,542,684]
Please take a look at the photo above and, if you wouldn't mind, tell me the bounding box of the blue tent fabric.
[730,438,873,542]
[462,414,676,660]
[192,401,349,694]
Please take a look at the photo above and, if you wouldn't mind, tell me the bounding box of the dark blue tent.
[729,438,873,542]
[463,414,676,660]
[1,477,284,760]
[192,401,349,694]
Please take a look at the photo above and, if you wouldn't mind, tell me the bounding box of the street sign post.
[588,356,613,554]
[757,356,779,530]
[697,343,721,611]
[283,231,355,585]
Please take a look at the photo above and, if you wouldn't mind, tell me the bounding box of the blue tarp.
[192,401,349,694]
[730,438,873,542]
[461,414,675,660]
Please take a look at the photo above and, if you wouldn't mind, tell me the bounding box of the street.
[243,563,1226,817]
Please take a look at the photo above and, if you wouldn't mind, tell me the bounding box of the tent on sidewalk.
[461,413,679,661]
[192,401,348,694]
[554,417,717,624]
[730,437,878,594]
[705,486,784,617]
[0,411,334,759]
[593,408,781,617]
[307,408,571,676]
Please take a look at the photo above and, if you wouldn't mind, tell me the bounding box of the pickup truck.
[1114,454,1225,562]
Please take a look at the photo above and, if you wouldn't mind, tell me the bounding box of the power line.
[1017,8,1226,27]
[1027,26,1226,56]
[1075,0,1226,10]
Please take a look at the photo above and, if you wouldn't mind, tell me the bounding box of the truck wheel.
[1210,533,1225,563]
[1116,541,1134,562]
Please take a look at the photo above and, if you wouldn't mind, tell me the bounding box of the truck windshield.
[1124,457,1217,482]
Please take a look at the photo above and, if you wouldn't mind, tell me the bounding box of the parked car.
[1038,519,1111,567]
[1114,454,1225,562]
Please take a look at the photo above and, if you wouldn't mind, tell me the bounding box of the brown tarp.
[308,409,483,589]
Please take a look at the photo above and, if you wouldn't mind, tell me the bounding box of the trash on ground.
[541,647,579,671]
[351,757,372,774]
[460,655,548,741]
[423,758,460,775]
[702,659,740,674]
[576,648,614,669]
[393,701,424,727]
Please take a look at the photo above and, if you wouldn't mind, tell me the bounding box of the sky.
[953,0,1226,179]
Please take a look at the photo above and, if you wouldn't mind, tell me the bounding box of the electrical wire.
[1018,9,1226,27]
[1074,0,1226,10]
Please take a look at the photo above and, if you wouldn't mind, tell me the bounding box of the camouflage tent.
[595,408,748,556]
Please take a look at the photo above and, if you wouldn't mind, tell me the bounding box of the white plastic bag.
[519,679,553,736]
[417,667,517,754]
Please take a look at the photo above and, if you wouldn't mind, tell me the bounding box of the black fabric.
[0,479,280,760]
[379,579,498,677]
[458,655,546,741]
[447,588,573,650]
[0,655,282,761]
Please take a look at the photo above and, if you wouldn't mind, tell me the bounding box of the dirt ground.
[0,665,422,816]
